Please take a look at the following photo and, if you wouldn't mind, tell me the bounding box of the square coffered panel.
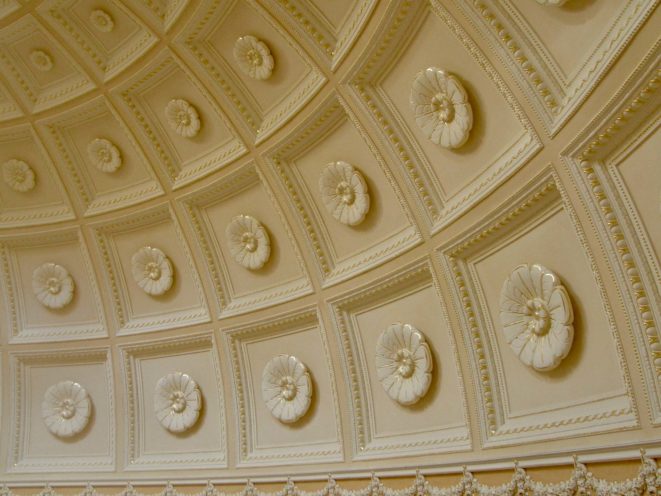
[268,96,421,286]
[90,204,210,335]
[457,0,655,133]
[0,14,95,112]
[119,332,226,470]
[346,0,540,232]
[223,308,342,467]
[174,0,326,141]
[439,173,637,447]
[35,0,158,82]
[36,95,163,217]
[111,49,247,189]
[0,228,106,343]
[179,162,312,318]
[329,259,470,459]
[0,124,74,228]
[7,348,114,473]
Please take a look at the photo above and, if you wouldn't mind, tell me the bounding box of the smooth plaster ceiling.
[0,0,659,484]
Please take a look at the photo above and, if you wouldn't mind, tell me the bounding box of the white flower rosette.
[30,49,53,71]
[32,262,75,309]
[2,159,35,192]
[233,35,274,80]
[154,372,202,433]
[41,380,91,438]
[319,161,370,226]
[87,138,122,173]
[90,9,114,32]
[225,214,271,270]
[375,323,433,405]
[410,67,473,149]
[262,355,312,423]
[499,263,574,371]
[165,98,201,138]
[131,246,174,296]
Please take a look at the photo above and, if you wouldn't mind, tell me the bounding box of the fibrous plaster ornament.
[87,138,122,173]
[90,9,114,32]
[375,323,433,406]
[32,262,75,309]
[30,49,53,72]
[410,67,473,149]
[153,372,202,433]
[534,0,568,5]
[233,35,274,80]
[225,214,271,270]
[499,263,574,371]
[41,380,91,438]
[165,99,201,138]
[2,159,35,192]
[130,246,174,296]
[262,355,312,424]
[319,161,370,226]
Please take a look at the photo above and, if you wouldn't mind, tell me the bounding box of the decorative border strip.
[1,454,657,496]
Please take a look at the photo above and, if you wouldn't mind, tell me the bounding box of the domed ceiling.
[0,0,659,485]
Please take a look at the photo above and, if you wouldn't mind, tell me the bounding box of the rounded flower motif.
[154,372,202,433]
[233,35,274,80]
[410,67,473,149]
[30,49,53,72]
[262,355,312,424]
[2,159,35,192]
[225,214,271,270]
[375,323,433,406]
[90,9,114,32]
[87,138,122,173]
[32,263,75,309]
[499,263,574,371]
[165,98,201,138]
[131,246,174,296]
[319,161,370,226]
[41,380,91,438]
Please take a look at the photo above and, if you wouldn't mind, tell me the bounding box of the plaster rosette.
[233,35,274,80]
[410,67,473,149]
[225,214,271,270]
[32,262,75,309]
[30,49,53,72]
[42,380,91,438]
[2,159,36,192]
[130,246,174,296]
[262,355,312,424]
[375,323,433,405]
[499,263,574,371]
[319,161,370,226]
[154,372,202,433]
[87,138,122,173]
[165,98,201,138]
[90,9,114,32]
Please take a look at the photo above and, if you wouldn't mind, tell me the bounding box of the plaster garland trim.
[1,455,657,495]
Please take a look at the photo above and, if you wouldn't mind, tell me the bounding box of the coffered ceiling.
[0,0,659,484]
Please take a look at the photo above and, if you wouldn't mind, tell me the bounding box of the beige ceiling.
[0,0,659,485]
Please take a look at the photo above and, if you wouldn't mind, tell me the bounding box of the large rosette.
[499,263,574,371]
[262,355,312,423]
[41,381,91,438]
[153,372,202,433]
[375,323,433,405]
